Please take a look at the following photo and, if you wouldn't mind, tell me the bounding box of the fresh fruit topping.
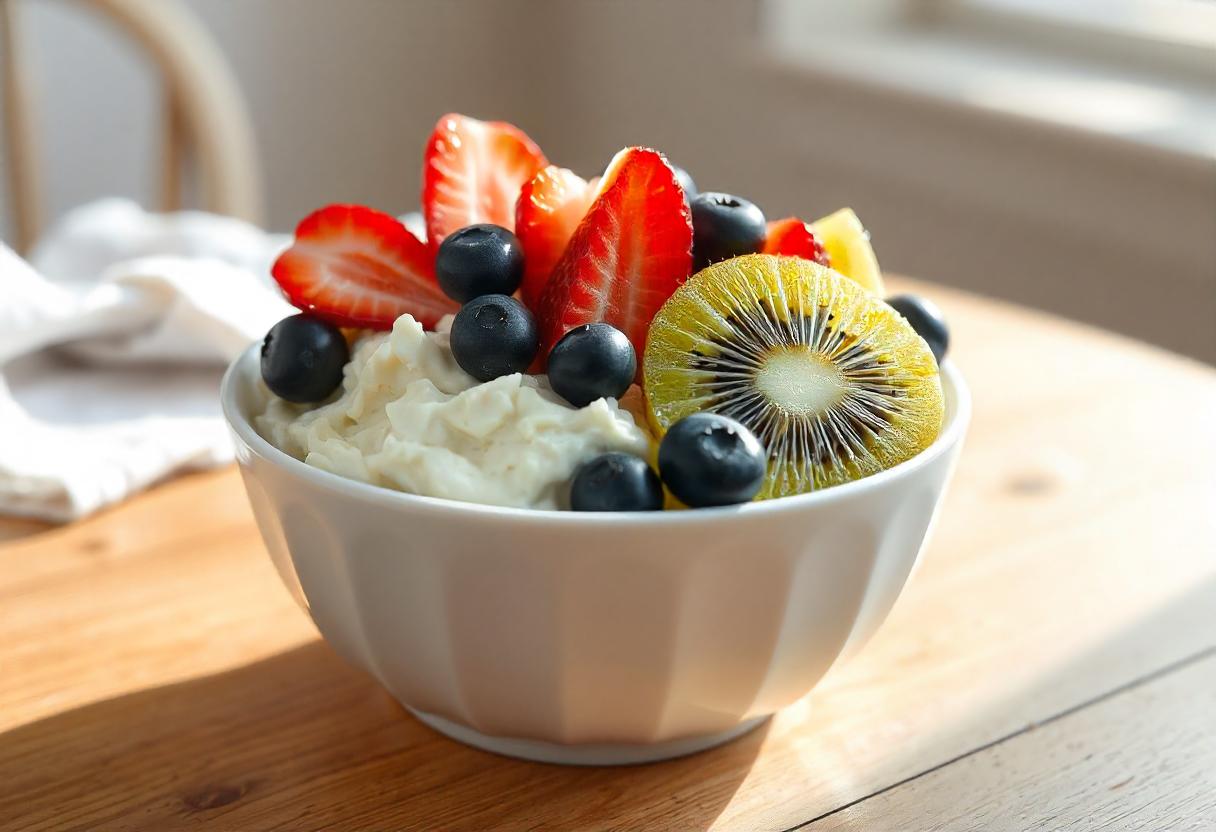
[260,314,350,403]
[886,294,949,363]
[449,294,539,381]
[763,217,830,267]
[657,413,767,507]
[422,113,548,250]
[644,254,944,498]
[535,147,693,360]
[690,192,767,270]
[516,166,597,307]
[617,384,649,427]
[435,224,525,303]
[397,211,426,240]
[547,322,637,407]
[810,208,884,294]
[570,453,664,512]
[271,204,457,330]
[671,164,697,202]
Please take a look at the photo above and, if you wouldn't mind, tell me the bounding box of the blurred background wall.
[2,0,1213,361]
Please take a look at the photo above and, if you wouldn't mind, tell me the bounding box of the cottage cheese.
[256,314,650,509]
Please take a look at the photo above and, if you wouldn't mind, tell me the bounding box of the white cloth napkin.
[0,199,294,522]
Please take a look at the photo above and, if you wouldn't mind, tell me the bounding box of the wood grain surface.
[2,280,1214,831]
[816,651,1216,831]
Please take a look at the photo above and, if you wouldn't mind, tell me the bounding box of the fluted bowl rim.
[221,344,970,526]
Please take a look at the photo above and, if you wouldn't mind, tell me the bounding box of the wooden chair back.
[1,0,263,253]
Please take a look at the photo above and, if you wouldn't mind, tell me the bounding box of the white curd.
[256,314,650,509]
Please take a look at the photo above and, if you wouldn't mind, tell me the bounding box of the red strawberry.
[764,217,831,267]
[535,148,693,360]
[271,204,457,330]
[515,165,597,307]
[422,113,548,250]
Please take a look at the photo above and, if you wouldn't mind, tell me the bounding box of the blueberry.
[449,294,539,381]
[260,314,349,403]
[671,164,697,201]
[658,413,767,507]
[886,294,949,363]
[690,192,766,270]
[570,453,664,512]
[547,323,637,407]
[435,224,524,303]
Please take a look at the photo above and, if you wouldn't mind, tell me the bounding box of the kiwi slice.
[644,254,944,499]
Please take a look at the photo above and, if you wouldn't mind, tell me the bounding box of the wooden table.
[3,281,1214,831]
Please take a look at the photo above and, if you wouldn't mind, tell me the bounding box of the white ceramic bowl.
[221,345,970,765]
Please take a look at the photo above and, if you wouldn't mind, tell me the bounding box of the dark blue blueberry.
[435,224,525,303]
[886,294,950,363]
[570,453,664,512]
[658,413,767,507]
[671,164,697,202]
[449,294,539,381]
[547,323,637,407]
[260,314,349,403]
[690,192,766,270]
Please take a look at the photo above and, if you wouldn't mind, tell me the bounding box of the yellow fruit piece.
[811,207,884,295]
[616,384,651,437]
[644,255,942,499]
[615,384,687,506]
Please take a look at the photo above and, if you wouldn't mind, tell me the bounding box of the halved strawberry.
[422,113,548,251]
[535,148,693,361]
[515,165,598,307]
[271,204,457,330]
[764,217,831,267]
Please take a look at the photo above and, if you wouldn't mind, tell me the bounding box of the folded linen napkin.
[0,199,294,522]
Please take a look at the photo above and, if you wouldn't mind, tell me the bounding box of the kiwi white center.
[756,348,844,415]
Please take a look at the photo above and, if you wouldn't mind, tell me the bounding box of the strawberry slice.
[764,217,831,267]
[271,204,457,330]
[422,113,548,250]
[515,165,598,307]
[535,148,693,360]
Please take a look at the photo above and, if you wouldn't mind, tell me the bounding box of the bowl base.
[408,708,770,766]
